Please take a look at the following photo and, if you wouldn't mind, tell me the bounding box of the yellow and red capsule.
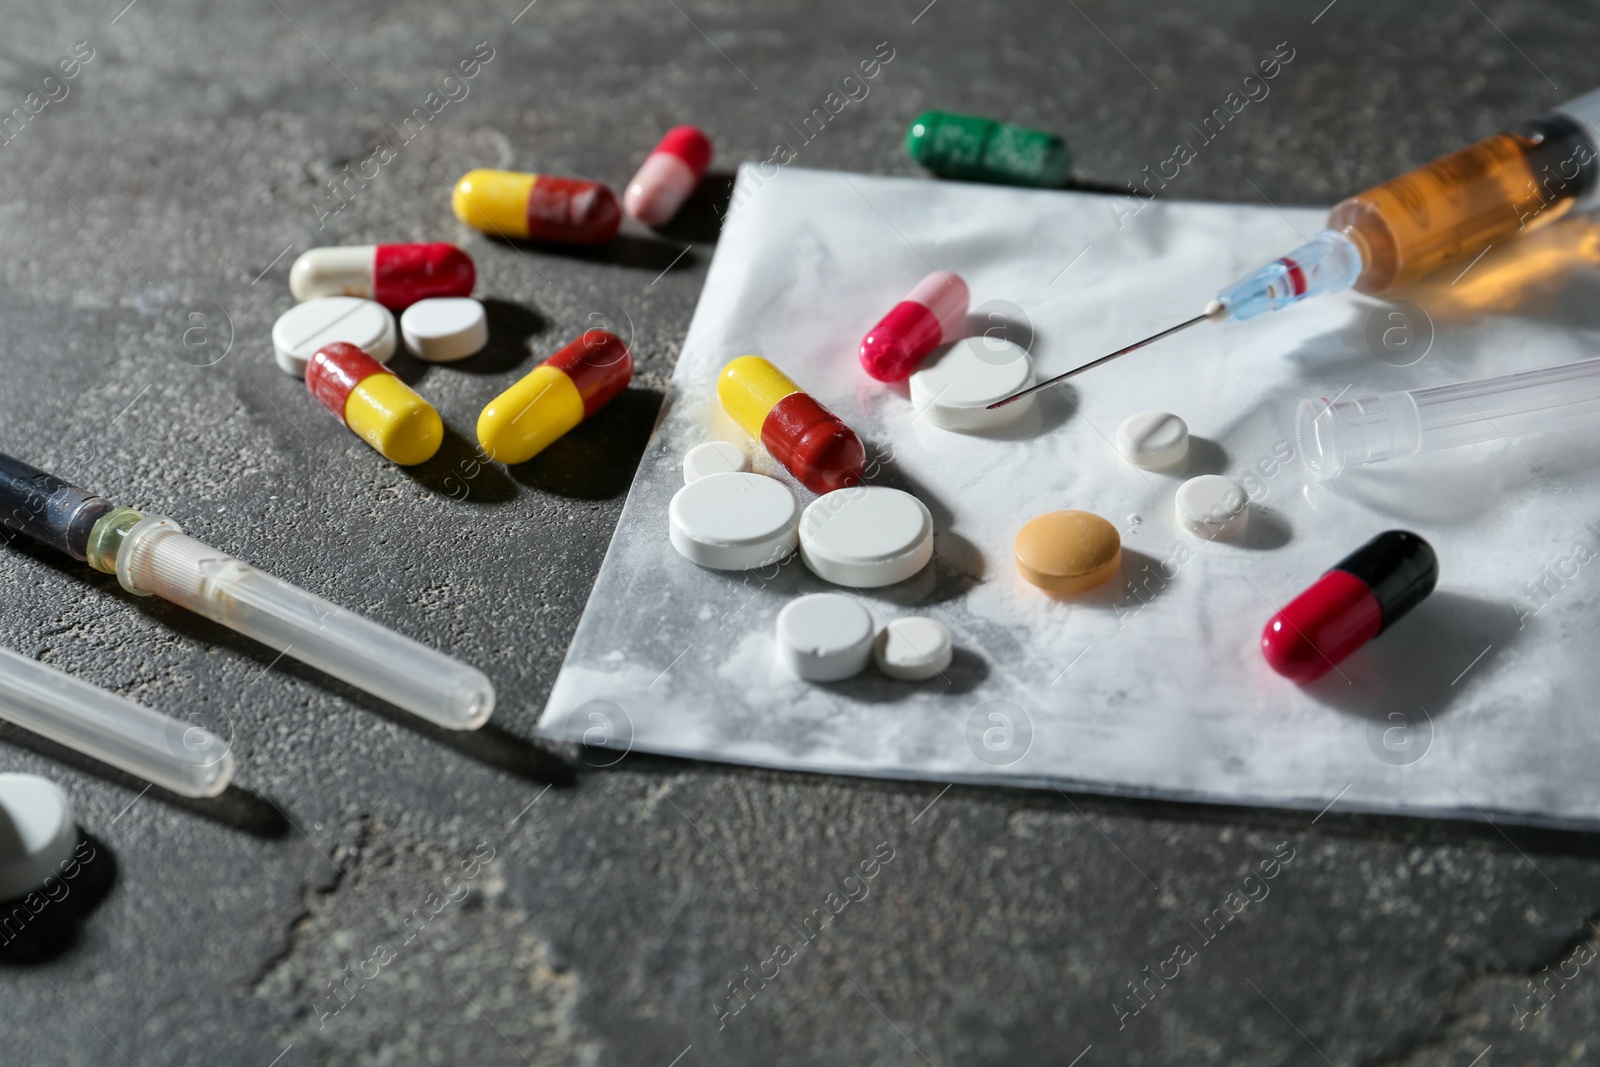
[717,356,865,493]
[306,342,443,465]
[452,169,622,245]
[477,330,633,464]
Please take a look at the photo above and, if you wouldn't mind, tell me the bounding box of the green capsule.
[906,110,1072,188]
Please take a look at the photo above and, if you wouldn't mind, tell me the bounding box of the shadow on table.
[0,831,116,966]
[1303,589,1519,725]
[506,387,663,501]
[0,722,290,840]
[649,169,736,245]
[402,423,517,505]
[486,232,696,275]
[96,594,577,790]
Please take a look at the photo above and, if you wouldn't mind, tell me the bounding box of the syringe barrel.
[0,646,233,798]
[1330,91,1600,295]
[1298,357,1600,480]
[112,516,495,730]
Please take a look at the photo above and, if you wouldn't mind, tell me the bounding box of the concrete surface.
[1,0,1598,1063]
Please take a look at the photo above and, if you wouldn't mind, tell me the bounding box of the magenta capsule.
[858,272,969,382]
[624,126,713,227]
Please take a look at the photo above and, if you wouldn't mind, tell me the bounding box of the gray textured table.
[3,1,1598,1064]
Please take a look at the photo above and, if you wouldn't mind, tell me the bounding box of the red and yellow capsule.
[306,342,443,465]
[477,330,633,464]
[452,169,622,245]
[717,356,865,494]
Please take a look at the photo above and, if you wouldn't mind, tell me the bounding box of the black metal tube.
[0,452,113,561]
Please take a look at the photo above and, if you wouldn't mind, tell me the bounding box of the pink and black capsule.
[1261,530,1438,683]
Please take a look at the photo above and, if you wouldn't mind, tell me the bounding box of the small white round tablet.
[272,296,396,377]
[682,441,751,484]
[873,617,953,681]
[1117,411,1189,470]
[669,471,799,570]
[908,336,1035,432]
[400,297,489,363]
[1175,474,1249,539]
[775,594,876,681]
[0,774,76,902]
[799,486,934,588]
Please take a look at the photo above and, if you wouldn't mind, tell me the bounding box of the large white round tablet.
[272,297,396,377]
[400,297,489,363]
[669,471,800,570]
[682,441,751,484]
[775,594,875,681]
[873,617,953,681]
[799,486,934,588]
[1175,474,1249,539]
[0,774,76,901]
[908,336,1035,432]
[1117,411,1189,470]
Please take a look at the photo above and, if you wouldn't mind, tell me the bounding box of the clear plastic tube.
[1298,357,1600,480]
[0,646,233,797]
[108,515,494,730]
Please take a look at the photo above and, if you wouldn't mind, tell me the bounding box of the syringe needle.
[986,305,1223,410]
[988,226,1371,410]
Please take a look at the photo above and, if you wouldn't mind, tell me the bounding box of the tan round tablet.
[1014,510,1122,595]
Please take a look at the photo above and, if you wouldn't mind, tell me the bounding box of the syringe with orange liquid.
[992,89,1600,407]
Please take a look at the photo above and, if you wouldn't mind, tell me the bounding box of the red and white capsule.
[624,126,713,227]
[1261,530,1438,683]
[858,272,970,382]
[289,243,475,311]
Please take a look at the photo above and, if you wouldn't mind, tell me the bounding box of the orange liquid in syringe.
[1330,117,1597,294]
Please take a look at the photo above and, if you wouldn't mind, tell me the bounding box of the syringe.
[0,452,494,731]
[991,87,1600,408]
[1298,356,1600,481]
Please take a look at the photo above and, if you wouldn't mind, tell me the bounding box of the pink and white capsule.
[858,272,970,382]
[624,126,713,227]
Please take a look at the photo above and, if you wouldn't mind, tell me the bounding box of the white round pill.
[0,774,76,902]
[1117,411,1189,470]
[669,471,800,570]
[272,297,396,378]
[775,594,876,681]
[799,486,934,588]
[400,297,489,363]
[682,441,751,484]
[908,336,1035,432]
[873,617,953,681]
[1175,474,1249,539]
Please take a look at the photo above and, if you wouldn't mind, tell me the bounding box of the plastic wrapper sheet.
[540,165,1600,829]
